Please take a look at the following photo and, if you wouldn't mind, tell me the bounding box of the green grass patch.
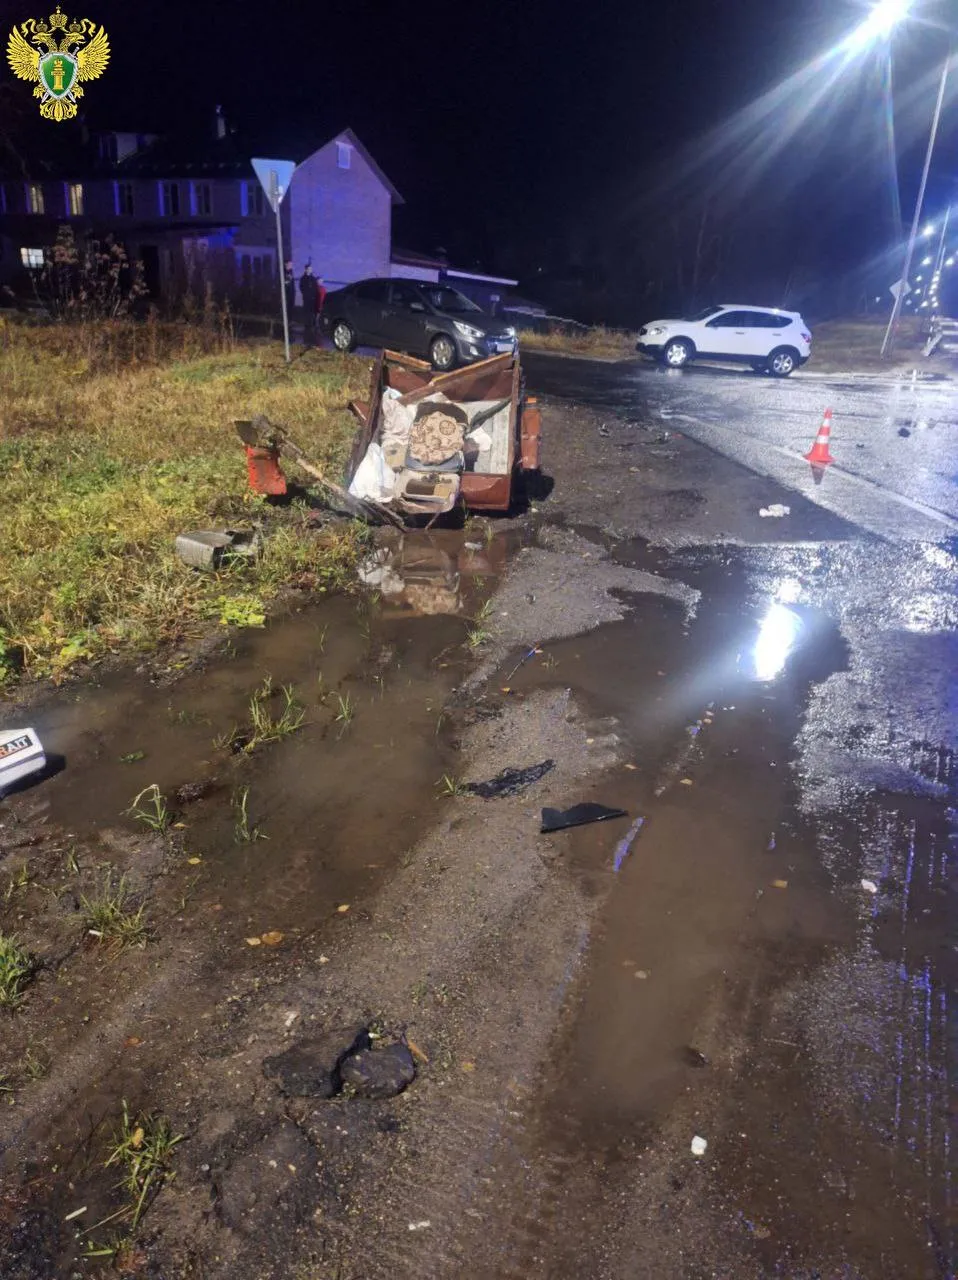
[103,1100,184,1230]
[80,872,150,950]
[0,320,369,683]
[0,933,35,1009]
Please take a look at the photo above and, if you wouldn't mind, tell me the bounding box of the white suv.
[636,305,811,377]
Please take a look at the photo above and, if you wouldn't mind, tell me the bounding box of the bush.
[32,225,149,322]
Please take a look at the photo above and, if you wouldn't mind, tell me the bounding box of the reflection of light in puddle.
[751,602,804,681]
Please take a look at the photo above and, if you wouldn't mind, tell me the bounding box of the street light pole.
[881,52,952,357]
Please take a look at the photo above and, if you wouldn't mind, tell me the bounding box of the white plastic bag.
[348,442,395,502]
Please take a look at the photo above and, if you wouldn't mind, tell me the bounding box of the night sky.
[4,0,957,319]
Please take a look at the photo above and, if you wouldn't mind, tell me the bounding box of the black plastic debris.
[541,803,628,833]
[467,759,555,799]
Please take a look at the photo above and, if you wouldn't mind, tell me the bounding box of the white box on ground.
[0,728,47,795]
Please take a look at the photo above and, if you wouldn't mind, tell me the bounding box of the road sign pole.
[251,157,297,364]
[272,175,291,364]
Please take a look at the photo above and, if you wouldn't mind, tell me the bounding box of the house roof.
[392,246,447,270]
[116,125,403,204]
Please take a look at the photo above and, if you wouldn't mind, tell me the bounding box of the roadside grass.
[0,318,368,684]
[125,784,170,834]
[518,324,637,361]
[0,933,35,1009]
[233,785,267,843]
[80,872,150,950]
[245,677,306,749]
[102,1100,184,1231]
[807,317,930,373]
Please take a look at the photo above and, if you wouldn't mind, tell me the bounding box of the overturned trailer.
[344,349,542,522]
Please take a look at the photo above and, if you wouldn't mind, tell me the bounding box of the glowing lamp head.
[845,0,911,50]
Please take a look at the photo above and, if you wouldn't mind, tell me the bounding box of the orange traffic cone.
[804,409,835,466]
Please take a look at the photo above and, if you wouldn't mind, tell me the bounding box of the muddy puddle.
[0,528,528,1275]
[467,534,955,1278]
[7,531,535,934]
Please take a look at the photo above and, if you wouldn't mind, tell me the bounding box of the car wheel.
[767,346,799,378]
[331,320,356,353]
[662,338,694,368]
[430,333,457,372]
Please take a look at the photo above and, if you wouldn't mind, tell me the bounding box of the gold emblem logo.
[7,5,109,122]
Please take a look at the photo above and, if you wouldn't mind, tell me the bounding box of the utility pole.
[881,54,952,358]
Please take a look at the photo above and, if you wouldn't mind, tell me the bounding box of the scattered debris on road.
[466,760,555,798]
[759,503,791,518]
[691,1135,708,1157]
[237,414,404,526]
[0,728,47,796]
[861,878,879,894]
[541,803,628,833]
[344,350,542,521]
[175,528,261,569]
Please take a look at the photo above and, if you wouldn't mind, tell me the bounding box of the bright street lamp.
[845,0,911,50]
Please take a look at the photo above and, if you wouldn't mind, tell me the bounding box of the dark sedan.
[321,277,517,371]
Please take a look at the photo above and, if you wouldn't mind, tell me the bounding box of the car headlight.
[648,326,667,336]
[454,321,485,340]
[504,326,516,338]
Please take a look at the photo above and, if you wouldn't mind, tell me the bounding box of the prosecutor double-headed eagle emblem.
[7,5,110,122]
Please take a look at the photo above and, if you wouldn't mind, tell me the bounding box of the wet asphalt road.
[507,356,958,1277]
[524,352,958,542]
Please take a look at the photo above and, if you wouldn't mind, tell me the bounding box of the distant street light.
[881,46,953,356]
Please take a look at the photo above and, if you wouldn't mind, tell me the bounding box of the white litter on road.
[759,504,791,518]
[861,879,879,894]
[0,728,46,796]
[691,1135,708,1157]
[408,1220,432,1232]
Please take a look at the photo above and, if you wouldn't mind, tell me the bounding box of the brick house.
[0,113,403,308]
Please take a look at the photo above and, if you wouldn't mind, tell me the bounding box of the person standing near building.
[284,259,295,319]
[299,263,318,345]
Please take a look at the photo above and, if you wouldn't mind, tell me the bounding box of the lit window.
[114,182,135,215]
[68,182,84,215]
[161,181,180,217]
[20,247,44,268]
[336,142,351,170]
[191,181,212,216]
[26,183,44,214]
